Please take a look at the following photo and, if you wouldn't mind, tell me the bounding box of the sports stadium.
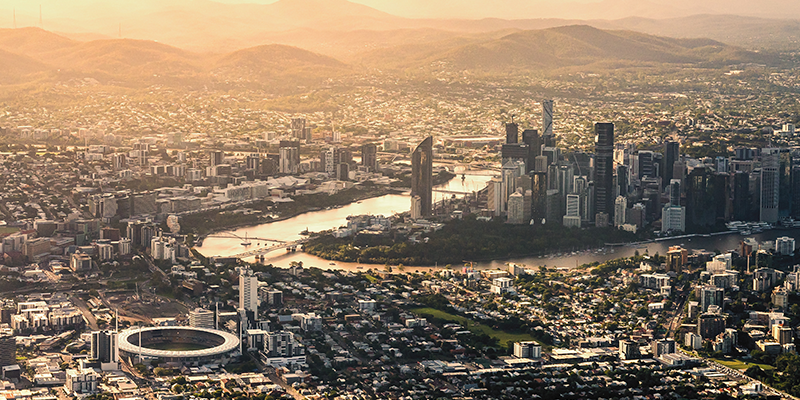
[118,326,239,365]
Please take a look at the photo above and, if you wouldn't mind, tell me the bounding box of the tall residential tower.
[411,137,433,217]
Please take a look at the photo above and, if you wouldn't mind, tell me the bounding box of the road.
[666,287,689,339]
[249,355,305,400]
[70,294,100,331]
[683,349,798,399]
[142,255,168,280]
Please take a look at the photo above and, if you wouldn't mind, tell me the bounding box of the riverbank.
[188,171,460,241]
[303,217,641,266]
[186,185,406,240]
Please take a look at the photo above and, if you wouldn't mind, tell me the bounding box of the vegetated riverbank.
[182,184,402,238]
[303,216,643,266]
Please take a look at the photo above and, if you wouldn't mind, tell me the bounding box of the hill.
[0,49,49,84]
[359,25,772,72]
[46,39,203,79]
[214,44,349,83]
[607,15,800,51]
[0,31,352,89]
[0,27,78,56]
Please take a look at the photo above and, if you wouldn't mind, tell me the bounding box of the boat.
[300,228,309,235]
[329,262,336,265]
[241,233,251,246]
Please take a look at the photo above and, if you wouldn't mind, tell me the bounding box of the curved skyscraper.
[542,99,554,140]
[411,137,433,217]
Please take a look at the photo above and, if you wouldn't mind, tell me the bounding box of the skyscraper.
[0,334,16,367]
[530,172,548,223]
[522,129,541,173]
[291,118,306,140]
[189,308,215,329]
[614,196,627,227]
[90,330,118,365]
[411,137,433,217]
[507,191,525,224]
[563,194,581,227]
[209,150,223,167]
[637,150,654,179]
[792,165,800,219]
[279,141,300,174]
[361,143,378,172]
[542,100,554,140]
[502,161,522,213]
[505,122,519,144]
[239,269,259,315]
[617,165,629,197]
[733,171,752,221]
[501,143,530,170]
[661,205,685,233]
[663,141,679,188]
[685,167,729,232]
[761,148,780,223]
[700,286,724,312]
[669,179,681,207]
[594,123,615,223]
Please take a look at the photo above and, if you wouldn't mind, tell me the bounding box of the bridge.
[433,189,480,195]
[206,233,288,244]
[228,239,309,259]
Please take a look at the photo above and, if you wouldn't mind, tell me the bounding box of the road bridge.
[206,233,288,243]
[229,239,308,259]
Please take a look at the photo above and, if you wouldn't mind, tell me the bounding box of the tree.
[745,365,767,380]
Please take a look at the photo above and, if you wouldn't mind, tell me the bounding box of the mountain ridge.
[0,25,779,89]
[356,25,772,71]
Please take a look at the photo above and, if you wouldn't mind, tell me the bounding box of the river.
[197,174,800,273]
[197,172,496,270]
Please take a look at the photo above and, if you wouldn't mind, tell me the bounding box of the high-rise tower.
[505,122,519,144]
[239,269,259,315]
[663,141,679,188]
[522,129,541,173]
[594,123,615,223]
[361,143,378,172]
[411,137,433,217]
[761,148,780,223]
[542,100,554,140]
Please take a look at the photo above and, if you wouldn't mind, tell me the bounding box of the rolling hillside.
[358,25,773,71]
[0,24,782,89]
[0,29,352,88]
[0,49,49,84]
[213,44,349,83]
[0,27,78,56]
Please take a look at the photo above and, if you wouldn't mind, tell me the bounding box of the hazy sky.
[5,0,800,28]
